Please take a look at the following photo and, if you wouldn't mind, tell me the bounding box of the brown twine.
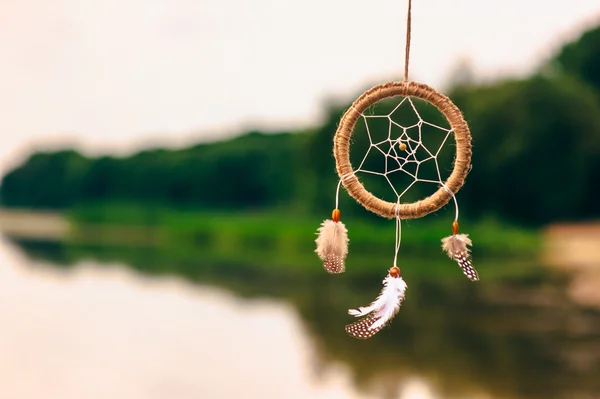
[333,81,472,219]
[403,0,412,83]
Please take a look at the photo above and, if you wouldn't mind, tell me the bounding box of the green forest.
[2,24,600,228]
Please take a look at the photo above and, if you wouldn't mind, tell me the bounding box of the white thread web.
[347,96,457,209]
[334,95,460,264]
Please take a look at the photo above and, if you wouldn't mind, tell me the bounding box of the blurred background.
[0,1,599,398]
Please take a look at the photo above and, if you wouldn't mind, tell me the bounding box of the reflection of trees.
[305,275,600,399]
[10,238,600,399]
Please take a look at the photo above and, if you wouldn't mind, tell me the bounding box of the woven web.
[350,96,454,202]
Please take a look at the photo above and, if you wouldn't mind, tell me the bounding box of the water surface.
[1,236,600,399]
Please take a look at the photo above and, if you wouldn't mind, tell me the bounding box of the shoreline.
[2,208,598,270]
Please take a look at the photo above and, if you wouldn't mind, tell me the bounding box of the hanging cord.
[403,0,412,82]
[393,201,402,267]
[335,172,355,210]
[395,0,413,264]
[441,183,460,222]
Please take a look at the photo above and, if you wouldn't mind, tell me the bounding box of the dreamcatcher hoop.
[314,0,480,340]
[334,81,472,219]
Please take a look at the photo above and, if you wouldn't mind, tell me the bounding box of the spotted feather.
[315,219,348,274]
[345,314,386,339]
[441,233,479,282]
[323,254,345,274]
[455,252,478,281]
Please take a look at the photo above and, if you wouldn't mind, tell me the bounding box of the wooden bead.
[452,220,459,235]
[389,266,401,278]
[332,208,341,223]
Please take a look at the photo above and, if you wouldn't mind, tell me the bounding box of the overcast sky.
[0,0,599,174]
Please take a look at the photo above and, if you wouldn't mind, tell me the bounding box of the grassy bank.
[67,204,542,273]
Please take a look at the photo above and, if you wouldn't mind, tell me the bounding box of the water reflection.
[0,238,373,399]
[4,237,600,399]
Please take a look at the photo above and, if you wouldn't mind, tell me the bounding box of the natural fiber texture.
[403,0,412,83]
[333,81,472,219]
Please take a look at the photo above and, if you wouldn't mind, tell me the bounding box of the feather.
[346,274,407,338]
[315,219,348,274]
[345,314,385,339]
[441,233,479,281]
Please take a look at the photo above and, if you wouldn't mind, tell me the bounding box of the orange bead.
[452,220,459,235]
[399,143,407,151]
[332,208,341,223]
[389,266,401,278]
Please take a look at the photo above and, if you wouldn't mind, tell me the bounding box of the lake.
[1,230,600,399]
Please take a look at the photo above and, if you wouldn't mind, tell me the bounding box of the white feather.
[315,219,349,274]
[348,275,407,330]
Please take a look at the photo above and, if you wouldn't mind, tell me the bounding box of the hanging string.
[441,183,460,222]
[335,172,355,209]
[403,0,412,82]
[393,201,402,268]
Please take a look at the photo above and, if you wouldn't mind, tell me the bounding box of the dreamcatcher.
[314,0,477,339]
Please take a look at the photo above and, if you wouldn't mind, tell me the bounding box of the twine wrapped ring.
[334,81,472,219]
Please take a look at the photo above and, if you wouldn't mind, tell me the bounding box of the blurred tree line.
[2,25,600,226]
